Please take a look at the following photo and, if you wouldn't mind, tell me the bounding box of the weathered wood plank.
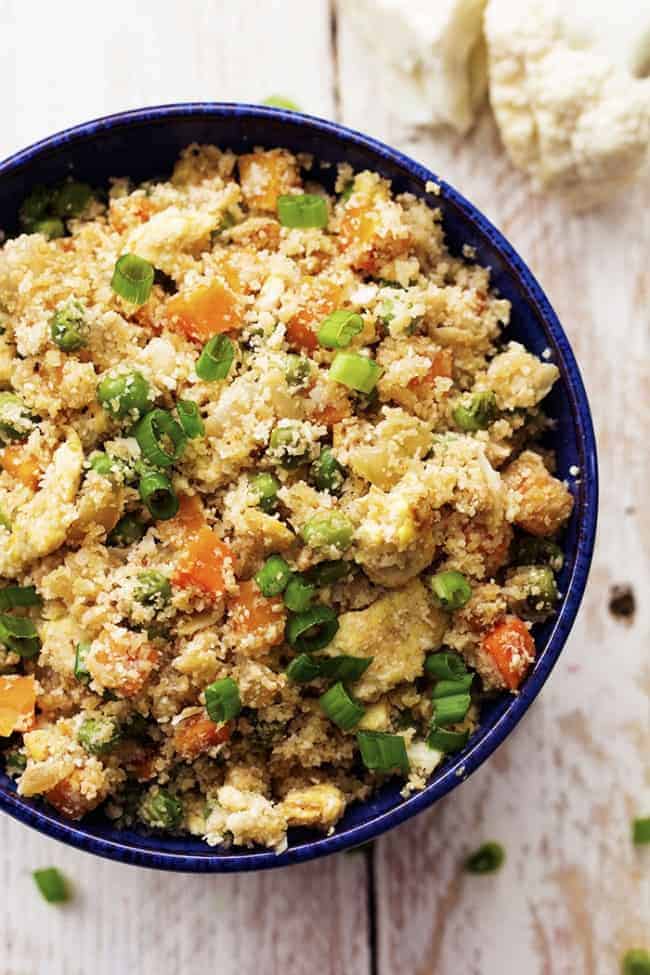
[337,9,650,973]
[0,4,370,975]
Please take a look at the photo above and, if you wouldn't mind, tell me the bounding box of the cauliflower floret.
[335,408,432,490]
[486,342,559,410]
[0,429,83,576]
[205,785,288,851]
[485,0,650,208]
[323,580,448,701]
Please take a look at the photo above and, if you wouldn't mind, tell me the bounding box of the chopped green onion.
[286,605,339,652]
[74,641,92,683]
[263,95,301,111]
[139,788,183,830]
[425,651,468,681]
[328,351,382,394]
[139,470,179,521]
[427,727,469,754]
[53,181,93,218]
[205,677,241,723]
[464,842,505,874]
[310,447,346,495]
[301,512,353,552]
[0,392,36,442]
[32,868,69,904]
[134,570,172,608]
[97,369,151,419]
[430,570,472,611]
[250,472,280,513]
[0,614,40,658]
[286,653,322,683]
[107,513,146,547]
[176,400,205,439]
[304,560,352,586]
[320,682,365,731]
[78,716,121,755]
[89,451,128,479]
[357,731,409,774]
[319,655,372,683]
[283,575,315,613]
[431,675,473,699]
[0,585,41,612]
[317,310,364,349]
[432,693,471,727]
[284,354,312,387]
[268,423,309,468]
[33,218,65,239]
[632,817,650,845]
[50,300,87,352]
[134,408,186,468]
[452,391,497,432]
[255,555,292,597]
[196,334,234,382]
[623,949,650,975]
[111,254,155,305]
[511,535,564,572]
[277,193,328,229]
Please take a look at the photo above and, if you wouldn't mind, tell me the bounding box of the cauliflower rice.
[0,144,574,851]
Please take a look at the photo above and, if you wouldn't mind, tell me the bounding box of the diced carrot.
[311,398,352,428]
[286,281,341,353]
[166,280,243,342]
[1,445,41,491]
[174,713,231,761]
[0,675,36,737]
[174,494,206,537]
[173,526,235,598]
[339,204,378,250]
[46,769,104,820]
[238,149,300,211]
[408,349,453,389]
[482,617,536,690]
[228,579,285,654]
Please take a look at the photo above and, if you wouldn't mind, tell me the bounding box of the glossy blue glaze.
[0,104,598,872]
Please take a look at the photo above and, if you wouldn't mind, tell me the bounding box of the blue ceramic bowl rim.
[0,102,598,872]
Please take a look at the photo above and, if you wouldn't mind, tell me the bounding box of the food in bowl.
[0,143,574,851]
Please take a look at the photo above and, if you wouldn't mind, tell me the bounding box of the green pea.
[310,447,346,495]
[50,300,88,352]
[97,369,151,419]
[134,570,172,608]
[32,218,65,239]
[53,181,93,218]
[506,565,558,621]
[512,535,564,572]
[452,391,498,431]
[77,716,121,755]
[138,787,183,830]
[249,472,280,513]
[301,512,354,552]
[268,423,309,468]
[19,185,53,228]
[430,570,472,611]
[107,513,146,547]
[0,392,35,442]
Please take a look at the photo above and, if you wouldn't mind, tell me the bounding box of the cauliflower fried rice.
[0,144,574,851]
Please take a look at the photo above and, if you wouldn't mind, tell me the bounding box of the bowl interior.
[0,105,597,871]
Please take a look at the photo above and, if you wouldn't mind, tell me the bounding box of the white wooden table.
[1,2,648,972]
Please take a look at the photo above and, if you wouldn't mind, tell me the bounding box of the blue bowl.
[0,104,597,872]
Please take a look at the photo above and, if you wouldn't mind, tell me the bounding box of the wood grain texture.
[337,9,650,974]
[0,1,648,972]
